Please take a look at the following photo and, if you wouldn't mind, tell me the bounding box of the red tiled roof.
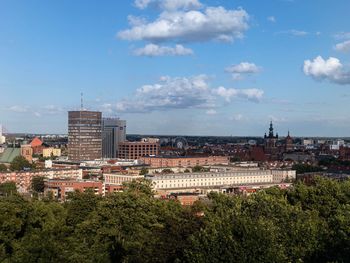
[30,137,43,147]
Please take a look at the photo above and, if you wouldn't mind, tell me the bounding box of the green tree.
[0,164,7,172]
[10,156,32,171]
[192,166,209,172]
[139,167,149,175]
[31,176,45,193]
[161,168,174,174]
[0,182,17,196]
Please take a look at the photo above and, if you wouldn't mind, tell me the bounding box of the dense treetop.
[0,177,349,262]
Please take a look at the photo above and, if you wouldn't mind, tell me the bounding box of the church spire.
[269,121,274,137]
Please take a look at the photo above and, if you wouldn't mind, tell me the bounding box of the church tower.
[285,131,293,152]
[264,121,278,154]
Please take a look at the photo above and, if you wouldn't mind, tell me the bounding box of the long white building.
[147,169,295,193]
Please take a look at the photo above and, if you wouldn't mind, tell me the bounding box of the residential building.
[118,138,160,160]
[102,118,126,159]
[68,110,102,161]
[45,179,103,201]
[147,169,296,194]
[104,173,144,185]
[20,144,33,163]
[0,168,83,193]
[43,148,62,158]
[139,156,229,168]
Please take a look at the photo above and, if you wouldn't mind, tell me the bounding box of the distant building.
[0,148,21,163]
[0,124,5,144]
[45,179,103,201]
[285,131,293,152]
[20,144,33,163]
[264,121,278,154]
[68,111,102,161]
[102,118,126,159]
[118,138,160,160]
[0,168,83,193]
[139,156,229,168]
[43,148,62,158]
[147,169,295,194]
[30,137,44,155]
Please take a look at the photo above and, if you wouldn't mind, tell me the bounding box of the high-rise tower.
[102,118,126,158]
[68,111,102,161]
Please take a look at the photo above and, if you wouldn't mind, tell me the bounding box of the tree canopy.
[10,156,33,171]
[0,177,349,262]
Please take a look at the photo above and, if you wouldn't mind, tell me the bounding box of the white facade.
[148,169,296,191]
[104,173,144,185]
[0,124,5,144]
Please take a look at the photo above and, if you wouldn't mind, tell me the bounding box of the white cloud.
[334,40,350,53]
[268,115,286,122]
[231,114,243,121]
[213,86,264,102]
[278,29,308,37]
[114,75,264,113]
[116,75,214,112]
[267,16,276,22]
[42,105,64,114]
[118,6,249,43]
[34,112,41,118]
[225,62,261,80]
[206,109,217,115]
[9,105,28,113]
[303,56,350,85]
[135,0,202,11]
[334,32,350,40]
[134,44,193,56]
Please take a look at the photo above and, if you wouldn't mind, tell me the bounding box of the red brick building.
[45,179,103,201]
[139,156,229,168]
[118,140,160,160]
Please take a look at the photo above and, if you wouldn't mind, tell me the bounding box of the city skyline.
[1,0,350,136]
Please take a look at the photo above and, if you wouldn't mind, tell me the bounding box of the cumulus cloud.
[133,44,193,56]
[135,0,202,11]
[114,75,264,113]
[225,62,261,80]
[303,56,350,85]
[116,75,214,112]
[118,6,249,43]
[213,86,264,102]
[334,40,350,53]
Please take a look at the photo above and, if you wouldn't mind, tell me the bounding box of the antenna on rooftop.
[80,92,84,110]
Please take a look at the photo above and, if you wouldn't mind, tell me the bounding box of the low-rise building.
[104,173,144,185]
[139,156,230,168]
[147,169,295,194]
[104,173,144,194]
[43,147,62,158]
[45,179,103,201]
[21,144,33,163]
[0,168,83,193]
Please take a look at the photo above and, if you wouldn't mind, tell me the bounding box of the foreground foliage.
[0,177,349,262]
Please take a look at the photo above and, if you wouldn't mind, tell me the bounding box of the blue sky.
[1,0,350,136]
